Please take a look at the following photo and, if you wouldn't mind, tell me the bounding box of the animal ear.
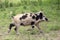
[39,13,43,19]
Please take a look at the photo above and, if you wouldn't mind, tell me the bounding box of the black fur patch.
[32,15,36,19]
[39,13,43,19]
[19,14,28,20]
[20,17,22,20]
[14,27,17,31]
[32,14,40,21]
[45,18,48,21]
[32,26,34,28]
[35,13,43,20]
[31,21,35,25]
[21,14,27,19]
[36,16,40,21]
[9,23,15,29]
[20,23,24,25]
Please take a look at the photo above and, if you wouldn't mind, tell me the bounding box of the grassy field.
[0,0,60,40]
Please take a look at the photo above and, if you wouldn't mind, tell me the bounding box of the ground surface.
[0,27,60,40]
[0,31,60,40]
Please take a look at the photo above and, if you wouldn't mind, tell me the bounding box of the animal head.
[37,11,48,21]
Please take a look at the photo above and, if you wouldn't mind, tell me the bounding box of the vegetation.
[0,0,60,40]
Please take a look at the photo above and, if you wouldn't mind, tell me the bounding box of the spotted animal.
[8,11,48,34]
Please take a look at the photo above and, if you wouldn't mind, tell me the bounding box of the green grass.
[0,0,60,40]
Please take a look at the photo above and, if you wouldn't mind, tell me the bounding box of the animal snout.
[45,18,48,22]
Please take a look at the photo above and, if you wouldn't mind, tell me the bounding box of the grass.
[0,0,60,40]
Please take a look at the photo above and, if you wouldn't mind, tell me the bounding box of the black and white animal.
[8,11,48,34]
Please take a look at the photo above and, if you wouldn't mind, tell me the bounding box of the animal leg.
[8,23,15,33]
